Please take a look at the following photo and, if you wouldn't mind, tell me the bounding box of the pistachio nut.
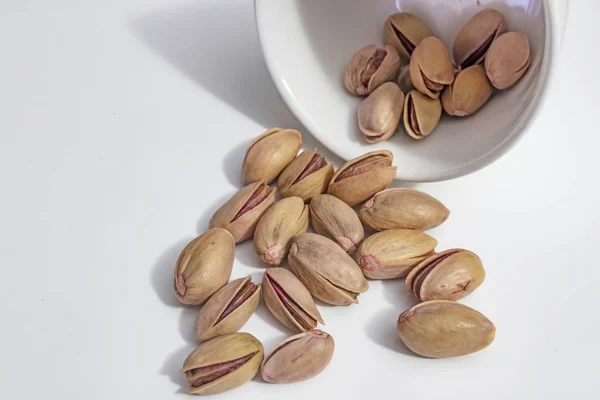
[263,267,324,332]
[359,188,450,231]
[409,37,454,99]
[358,82,405,143]
[253,197,309,265]
[309,194,364,254]
[261,330,334,383]
[328,150,397,207]
[441,65,493,117]
[174,228,235,305]
[242,128,302,184]
[403,90,442,139]
[453,9,506,69]
[396,64,414,93]
[397,300,495,358]
[209,180,276,243]
[288,233,369,305]
[181,332,264,395]
[485,31,531,90]
[357,229,437,279]
[195,276,261,342]
[344,44,401,96]
[405,249,485,302]
[277,148,334,202]
[384,12,434,60]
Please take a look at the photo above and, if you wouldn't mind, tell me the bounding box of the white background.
[0,0,598,399]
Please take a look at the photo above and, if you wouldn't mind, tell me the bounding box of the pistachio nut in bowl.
[256,0,567,182]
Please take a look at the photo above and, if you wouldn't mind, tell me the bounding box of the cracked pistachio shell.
[397,300,495,358]
[328,150,397,207]
[410,37,454,99]
[384,13,434,60]
[360,188,449,231]
[253,197,309,265]
[195,276,261,342]
[309,194,364,254]
[209,180,276,243]
[263,267,324,332]
[485,32,531,90]
[403,90,442,139]
[454,9,506,69]
[397,65,414,93]
[261,330,334,383]
[277,148,334,202]
[288,233,369,305]
[181,332,264,395]
[442,65,493,117]
[357,229,437,279]
[405,249,485,302]
[242,128,302,184]
[344,44,401,96]
[174,228,234,305]
[358,82,405,143]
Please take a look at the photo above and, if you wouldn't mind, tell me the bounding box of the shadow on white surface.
[222,140,251,187]
[364,307,414,356]
[161,343,195,393]
[381,279,419,307]
[151,237,195,308]
[179,307,198,344]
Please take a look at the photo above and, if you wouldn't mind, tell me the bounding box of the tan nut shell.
[344,44,401,96]
[360,188,450,231]
[263,267,324,332]
[484,31,531,90]
[358,82,405,143]
[261,330,334,383]
[288,233,369,305]
[174,228,235,305]
[453,9,506,69]
[181,332,264,395]
[384,13,434,60]
[403,90,442,139]
[253,197,309,265]
[242,128,302,184]
[357,229,437,279]
[310,194,364,254]
[209,180,276,243]
[442,65,493,117]
[328,150,397,207]
[397,300,495,358]
[409,37,454,99]
[277,148,334,202]
[195,276,261,341]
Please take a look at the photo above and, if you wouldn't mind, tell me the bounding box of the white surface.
[0,0,598,399]
[256,0,566,181]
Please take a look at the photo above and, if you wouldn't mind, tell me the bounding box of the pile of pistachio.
[344,9,531,143]
[172,128,495,395]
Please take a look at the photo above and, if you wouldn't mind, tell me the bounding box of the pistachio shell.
[263,267,324,332]
[309,194,364,254]
[384,13,434,60]
[441,65,493,117]
[195,277,261,341]
[484,31,531,90]
[242,128,302,184]
[409,37,454,99]
[288,233,369,305]
[403,90,442,139]
[396,65,414,93]
[453,9,506,69]
[357,229,437,279]
[405,249,485,301]
[181,332,264,395]
[397,300,495,358]
[209,180,276,243]
[253,197,309,265]
[261,330,335,383]
[174,228,235,305]
[328,150,397,207]
[277,148,334,202]
[358,82,405,143]
[344,44,401,96]
[359,188,450,231]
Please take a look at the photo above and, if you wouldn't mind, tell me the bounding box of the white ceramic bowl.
[256,0,567,182]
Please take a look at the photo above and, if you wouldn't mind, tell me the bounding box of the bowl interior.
[256,0,548,181]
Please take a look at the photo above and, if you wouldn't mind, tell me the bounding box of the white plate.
[256,0,567,181]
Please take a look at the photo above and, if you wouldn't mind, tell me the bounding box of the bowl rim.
[255,0,566,182]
